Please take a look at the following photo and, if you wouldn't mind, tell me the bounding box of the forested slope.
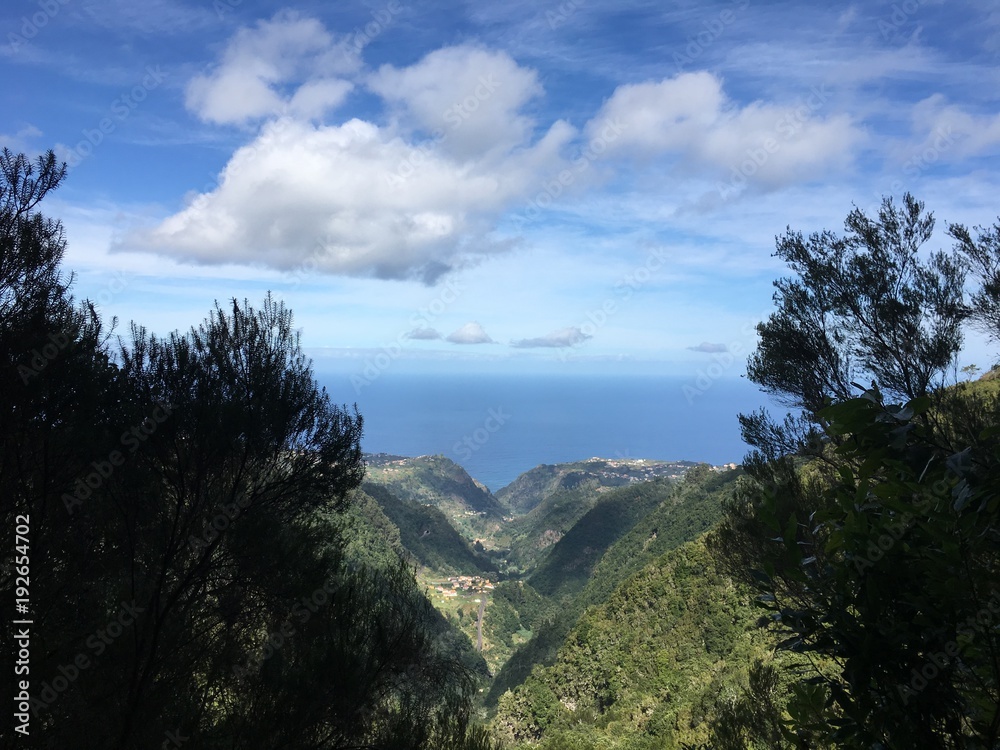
[493,537,785,749]
[361,482,497,574]
[485,467,737,708]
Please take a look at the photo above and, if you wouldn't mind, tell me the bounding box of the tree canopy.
[714,195,1000,748]
[0,150,500,750]
[741,194,969,466]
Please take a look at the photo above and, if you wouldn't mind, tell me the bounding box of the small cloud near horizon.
[446,321,495,344]
[405,327,442,340]
[687,342,729,353]
[511,326,591,348]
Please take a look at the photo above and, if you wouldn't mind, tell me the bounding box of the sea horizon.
[316,369,776,492]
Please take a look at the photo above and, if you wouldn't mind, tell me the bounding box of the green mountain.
[457,479,679,679]
[492,536,785,749]
[335,487,492,681]
[362,482,497,575]
[496,458,695,515]
[502,484,603,574]
[579,464,741,608]
[483,580,552,653]
[364,453,509,539]
[358,455,746,722]
[338,487,407,568]
[527,479,676,602]
[485,466,738,708]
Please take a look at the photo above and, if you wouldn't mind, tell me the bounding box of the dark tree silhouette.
[740,194,967,464]
[713,196,1000,748]
[0,151,502,750]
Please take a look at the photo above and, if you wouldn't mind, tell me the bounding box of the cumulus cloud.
[405,326,442,340]
[587,72,861,188]
[511,326,591,348]
[369,45,544,159]
[120,114,569,282]
[446,322,494,344]
[128,22,574,283]
[185,12,356,124]
[687,342,728,353]
[130,19,865,283]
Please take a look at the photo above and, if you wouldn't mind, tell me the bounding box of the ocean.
[315,371,777,492]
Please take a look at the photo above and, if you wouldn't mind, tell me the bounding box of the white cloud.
[136,26,869,285]
[288,79,354,120]
[120,114,571,282]
[587,73,724,154]
[511,326,591,348]
[447,321,494,344]
[406,326,442,340]
[369,45,544,160]
[185,12,356,125]
[588,73,862,189]
[134,32,575,283]
[909,94,1000,160]
[0,125,43,153]
[687,342,728,353]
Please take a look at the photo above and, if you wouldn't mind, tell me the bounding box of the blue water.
[316,372,775,492]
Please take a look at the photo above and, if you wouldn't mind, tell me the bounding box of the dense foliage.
[486,468,734,708]
[528,479,674,601]
[362,481,497,574]
[494,538,783,749]
[365,454,508,539]
[0,150,499,749]
[713,196,1000,748]
[579,466,738,608]
[495,460,693,516]
[7,149,999,750]
[502,485,603,574]
[714,385,1000,748]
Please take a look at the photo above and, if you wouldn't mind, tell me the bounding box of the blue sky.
[3,0,1000,383]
